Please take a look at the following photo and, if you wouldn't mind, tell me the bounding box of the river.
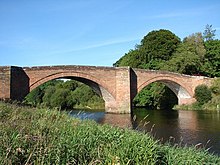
[70,108,220,155]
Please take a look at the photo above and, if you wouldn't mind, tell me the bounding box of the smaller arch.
[137,76,194,104]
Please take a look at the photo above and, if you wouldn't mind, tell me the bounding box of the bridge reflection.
[100,113,132,128]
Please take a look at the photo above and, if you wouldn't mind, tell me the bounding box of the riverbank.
[174,102,220,111]
[0,102,219,164]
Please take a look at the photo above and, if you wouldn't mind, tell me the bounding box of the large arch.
[137,76,193,105]
[29,71,116,109]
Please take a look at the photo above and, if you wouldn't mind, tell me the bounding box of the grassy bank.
[0,102,219,164]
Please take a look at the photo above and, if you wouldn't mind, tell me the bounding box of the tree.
[42,86,56,107]
[114,49,145,68]
[162,33,206,75]
[24,87,44,106]
[50,88,70,109]
[201,40,220,77]
[114,29,181,70]
[203,24,216,41]
[140,29,181,62]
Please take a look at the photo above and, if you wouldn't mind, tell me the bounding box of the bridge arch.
[29,71,116,107]
[137,76,194,105]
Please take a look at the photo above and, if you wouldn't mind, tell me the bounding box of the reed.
[0,102,219,164]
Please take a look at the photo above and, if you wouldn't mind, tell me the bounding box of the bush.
[195,85,212,105]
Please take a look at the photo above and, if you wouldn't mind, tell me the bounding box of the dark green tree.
[140,29,181,63]
[114,29,180,70]
[114,49,145,68]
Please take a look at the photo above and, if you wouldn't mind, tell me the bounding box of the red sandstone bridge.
[0,65,212,113]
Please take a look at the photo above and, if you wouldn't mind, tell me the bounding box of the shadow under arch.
[29,71,116,107]
[137,76,193,105]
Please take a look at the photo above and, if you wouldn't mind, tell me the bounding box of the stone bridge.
[0,65,212,113]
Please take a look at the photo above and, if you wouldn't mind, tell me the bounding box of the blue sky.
[0,0,220,67]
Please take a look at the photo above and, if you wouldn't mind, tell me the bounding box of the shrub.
[195,85,212,105]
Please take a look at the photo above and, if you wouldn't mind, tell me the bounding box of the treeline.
[114,25,220,110]
[24,80,104,109]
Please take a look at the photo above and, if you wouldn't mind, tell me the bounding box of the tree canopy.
[114,29,181,70]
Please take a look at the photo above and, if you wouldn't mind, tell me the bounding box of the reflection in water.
[100,113,132,128]
[70,108,220,155]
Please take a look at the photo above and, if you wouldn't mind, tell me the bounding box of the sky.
[0,0,220,67]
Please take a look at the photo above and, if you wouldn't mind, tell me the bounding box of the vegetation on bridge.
[0,102,219,164]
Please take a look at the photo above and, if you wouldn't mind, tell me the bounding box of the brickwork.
[0,65,213,113]
[114,67,131,113]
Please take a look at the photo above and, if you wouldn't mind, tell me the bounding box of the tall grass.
[0,102,219,164]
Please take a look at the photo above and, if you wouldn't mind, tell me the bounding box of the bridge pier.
[179,98,196,105]
[106,67,132,114]
[0,66,29,101]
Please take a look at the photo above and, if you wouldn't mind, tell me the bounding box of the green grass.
[0,102,219,164]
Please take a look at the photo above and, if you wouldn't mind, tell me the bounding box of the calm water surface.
[70,108,220,155]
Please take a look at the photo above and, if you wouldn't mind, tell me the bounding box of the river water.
[70,108,220,155]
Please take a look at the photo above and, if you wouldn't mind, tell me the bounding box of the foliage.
[202,40,220,77]
[114,49,145,68]
[133,83,177,109]
[114,29,180,69]
[210,78,220,95]
[24,87,44,107]
[140,29,181,62]
[0,102,219,164]
[202,78,220,110]
[162,33,205,75]
[194,85,212,105]
[203,24,216,41]
[24,80,104,109]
